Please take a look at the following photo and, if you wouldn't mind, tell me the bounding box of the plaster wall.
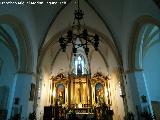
[0,42,16,119]
[143,43,160,101]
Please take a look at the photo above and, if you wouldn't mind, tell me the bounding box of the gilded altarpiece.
[50,72,110,108]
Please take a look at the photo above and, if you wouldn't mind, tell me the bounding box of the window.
[72,54,88,75]
[77,56,83,75]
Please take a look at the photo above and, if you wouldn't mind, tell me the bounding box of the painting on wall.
[29,83,36,101]
[56,83,65,105]
[95,83,104,104]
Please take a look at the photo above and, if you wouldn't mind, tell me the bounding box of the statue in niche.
[58,91,63,105]
[78,87,81,103]
[76,56,82,75]
[95,83,104,105]
[77,63,82,75]
[56,84,65,105]
[75,83,81,104]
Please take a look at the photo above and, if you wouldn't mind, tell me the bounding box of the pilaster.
[10,72,36,120]
[125,69,152,119]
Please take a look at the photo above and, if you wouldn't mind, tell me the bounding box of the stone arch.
[39,25,120,69]
[128,15,160,71]
[0,26,18,69]
[128,15,160,117]
[0,14,33,73]
[38,0,123,70]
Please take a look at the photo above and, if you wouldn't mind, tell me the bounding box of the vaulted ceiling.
[0,0,160,73]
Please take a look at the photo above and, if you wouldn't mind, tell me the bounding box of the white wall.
[0,42,16,119]
[13,73,35,120]
[90,51,108,76]
[121,0,160,70]
[0,41,35,119]
[143,43,160,101]
[37,70,51,119]
[110,69,125,120]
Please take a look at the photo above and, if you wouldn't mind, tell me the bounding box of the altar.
[50,72,111,108]
[66,112,94,119]
[43,105,113,120]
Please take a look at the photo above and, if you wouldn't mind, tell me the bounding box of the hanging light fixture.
[58,0,100,55]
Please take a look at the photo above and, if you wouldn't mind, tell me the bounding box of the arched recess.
[128,15,160,117]
[0,15,34,119]
[128,15,160,70]
[0,34,17,119]
[38,0,123,68]
[39,25,121,71]
[37,1,126,119]
[0,14,33,73]
[0,26,18,69]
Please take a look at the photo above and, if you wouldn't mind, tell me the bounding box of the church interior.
[0,0,160,120]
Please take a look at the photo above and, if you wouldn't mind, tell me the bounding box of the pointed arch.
[0,26,18,68]
[38,0,123,70]
[0,14,33,73]
[128,15,160,71]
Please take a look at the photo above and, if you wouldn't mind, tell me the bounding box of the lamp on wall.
[58,0,100,55]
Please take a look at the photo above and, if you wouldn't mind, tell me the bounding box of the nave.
[0,0,160,120]
[42,72,114,120]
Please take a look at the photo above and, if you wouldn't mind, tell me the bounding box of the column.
[134,71,152,113]
[104,82,108,105]
[11,72,35,120]
[52,83,56,105]
[86,76,88,104]
[107,79,111,105]
[126,69,152,119]
[92,84,95,105]
[65,82,68,104]
[7,73,17,120]
[73,78,75,105]
[68,76,71,107]
[88,78,92,106]
[49,79,52,105]
[70,76,73,106]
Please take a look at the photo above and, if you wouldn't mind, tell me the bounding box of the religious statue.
[77,63,82,75]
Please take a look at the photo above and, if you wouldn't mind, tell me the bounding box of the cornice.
[124,68,144,74]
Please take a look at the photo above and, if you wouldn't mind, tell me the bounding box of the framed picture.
[29,83,36,101]
[14,97,20,105]
[141,95,147,103]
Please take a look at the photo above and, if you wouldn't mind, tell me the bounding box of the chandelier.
[58,0,99,55]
